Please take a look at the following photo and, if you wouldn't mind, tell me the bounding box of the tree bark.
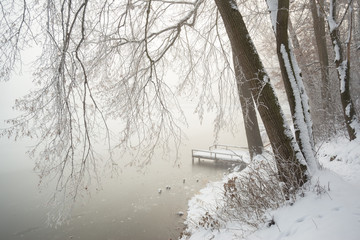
[356,0,360,50]
[288,19,324,139]
[233,56,263,159]
[310,0,332,134]
[328,0,359,140]
[267,0,317,172]
[214,0,308,186]
[288,19,315,92]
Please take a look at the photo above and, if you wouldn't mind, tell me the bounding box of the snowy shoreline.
[180,137,360,240]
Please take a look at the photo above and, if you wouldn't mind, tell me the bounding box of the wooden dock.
[191,144,248,164]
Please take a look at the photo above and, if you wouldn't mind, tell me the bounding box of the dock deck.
[191,144,248,164]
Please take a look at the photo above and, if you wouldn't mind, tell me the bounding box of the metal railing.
[191,149,243,162]
[209,144,248,151]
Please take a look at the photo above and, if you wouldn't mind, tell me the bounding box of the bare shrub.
[198,211,221,230]
[220,156,286,229]
[197,153,308,232]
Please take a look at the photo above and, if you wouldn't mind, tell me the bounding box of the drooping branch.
[0,0,33,81]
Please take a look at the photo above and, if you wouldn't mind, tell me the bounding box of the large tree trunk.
[287,19,323,140]
[233,56,263,159]
[328,0,359,140]
[214,0,308,187]
[268,0,317,172]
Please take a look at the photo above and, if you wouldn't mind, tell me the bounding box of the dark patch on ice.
[296,217,305,223]
[332,207,341,211]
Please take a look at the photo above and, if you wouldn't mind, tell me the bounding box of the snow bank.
[181,152,278,239]
[318,137,360,185]
[248,170,360,240]
[181,137,360,240]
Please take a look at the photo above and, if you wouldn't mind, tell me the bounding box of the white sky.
[0,49,38,173]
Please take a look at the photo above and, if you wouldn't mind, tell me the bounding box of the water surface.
[0,130,246,240]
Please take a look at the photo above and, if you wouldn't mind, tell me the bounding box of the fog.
[0,48,39,173]
[0,50,248,239]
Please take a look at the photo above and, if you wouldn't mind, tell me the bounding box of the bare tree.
[214,0,308,187]
[265,0,318,172]
[310,0,331,128]
[279,0,340,141]
[0,0,245,222]
[323,0,360,140]
[0,0,320,222]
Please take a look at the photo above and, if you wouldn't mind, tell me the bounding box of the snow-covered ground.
[181,137,360,240]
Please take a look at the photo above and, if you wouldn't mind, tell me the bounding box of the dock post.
[191,150,194,164]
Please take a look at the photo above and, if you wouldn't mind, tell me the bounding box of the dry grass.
[199,154,308,231]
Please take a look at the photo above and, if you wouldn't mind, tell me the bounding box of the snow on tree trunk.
[266,0,318,173]
[214,0,308,187]
[327,0,359,140]
[279,44,318,172]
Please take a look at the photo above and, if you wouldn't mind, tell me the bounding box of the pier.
[191,144,248,164]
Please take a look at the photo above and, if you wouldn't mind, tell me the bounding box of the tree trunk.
[233,56,263,159]
[268,0,317,172]
[288,19,323,140]
[288,19,316,93]
[356,0,360,50]
[310,0,332,137]
[214,0,308,187]
[328,0,359,140]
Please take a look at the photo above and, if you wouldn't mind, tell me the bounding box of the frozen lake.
[0,46,249,240]
[0,126,246,239]
[0,66,246,239]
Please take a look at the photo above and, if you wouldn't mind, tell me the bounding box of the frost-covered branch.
[0,0,34,81]
[0,0,246,224]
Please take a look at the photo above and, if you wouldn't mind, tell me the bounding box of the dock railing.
[191,147,245,164]
[209,144,248,151]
